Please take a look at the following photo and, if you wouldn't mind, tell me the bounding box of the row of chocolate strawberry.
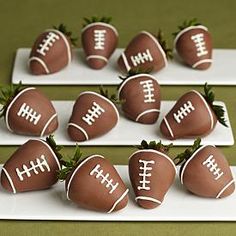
[0,74,227,141]
[1,136,234,212]
[29,17,212,75]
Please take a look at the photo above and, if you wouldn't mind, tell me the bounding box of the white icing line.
[81,22,118,36]
[107,189,129,214]
[67,123,89,141]
[121,53,131,72]
[192,59,213,68]
[66,155,104,200]
[216,179,235,199]
[180,144,215,184]
[174,25,209,47]
[128,149,177,173]
[140,31,168,68]
[5,87,36,133]
[86,55,108,62]
[191,90,214,130]
[118,74,156,97]
[135,196,162,204]
[163,117,174,139]
[28,57,50,74]
[40,113,57,137]
[2,167,16,194]
[135,109,160,122]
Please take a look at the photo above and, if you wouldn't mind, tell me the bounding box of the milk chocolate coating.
[117,31,167,73]
[81,23,118,69]
[129,150,176,209]
[160,90,217,140]
[66,155,128,213]
[180,145,235,198]
[175,26,212,70]
[29,29,72,75]
[68,92,119,141]
[118,74,161,124]
[1,139,61,193]
[6,87,58,136]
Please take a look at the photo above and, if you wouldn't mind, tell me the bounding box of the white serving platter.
[12,48,236,86]
[0,165,236,221]
[0,101,233,146]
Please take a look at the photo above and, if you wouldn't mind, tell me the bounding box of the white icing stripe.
[121,53,131,72]
[67,123,89,141]
[5,87,36,133]
[128,149,177,173]
[180,144,215,184]
[163,117,174,139]
[216,179,235,199]
[86,55,108,62]
[117,74,156,97]
[173,25,209,47]
[66,155,104,200]
[28,57,50,74]
[192,59,213,68]
[135,109,160,122]
[48,29,71,64]
[40,113,57,137]
[140,31,168,68]
[135,196,162,204]
[107,189,129,214]
[191,90,214,130]
[81,22,118,36]
[2,167,16,194]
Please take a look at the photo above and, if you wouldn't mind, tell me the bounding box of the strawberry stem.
[82,16,112,27]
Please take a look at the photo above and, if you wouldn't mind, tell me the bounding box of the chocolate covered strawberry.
[58,147,129,213]
[173,19,212,70]
[118,30,172,73]
[0,83,58,136]
[81,16,118,69]
[129,140,176,209]
[160,83,227,140]
[68,87,119,141]
[29,24,76,75]
[175,138,235,198]
[118,69,161,124]
[1,135,62,193]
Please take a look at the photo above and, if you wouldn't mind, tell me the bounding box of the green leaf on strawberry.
[99,85,124,105]
[45,135,64,162]
[82,16,112,27]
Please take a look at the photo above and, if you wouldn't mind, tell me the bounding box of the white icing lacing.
[94,30,106,50]
[202,155,224,180]
[131,49,153,67]
[191,33,208,57]
[137,160,155,191]
[15,155,50,181]
[37,32,60,56]
[90,164,119,194]
[140,80,156,103]
[17,103,42,125]
[173,101,195,124]
[82,102,105,126]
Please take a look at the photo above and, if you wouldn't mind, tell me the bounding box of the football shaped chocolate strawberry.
[118,30,172,73]
[1,135,62,193]
[175,138,235,198]
[118,68,161,124]
[81,16,118,69]
[0,83,58,136]
[29,24,76,75]
[58,147,129,213]
[173,19,212,70]
[68,87,119,141]
[160,83,227,140]
[129,140,176,209]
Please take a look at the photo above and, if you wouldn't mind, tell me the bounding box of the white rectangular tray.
[0,165,236,221]
[0,101,233,146]
[12,48,236,86]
